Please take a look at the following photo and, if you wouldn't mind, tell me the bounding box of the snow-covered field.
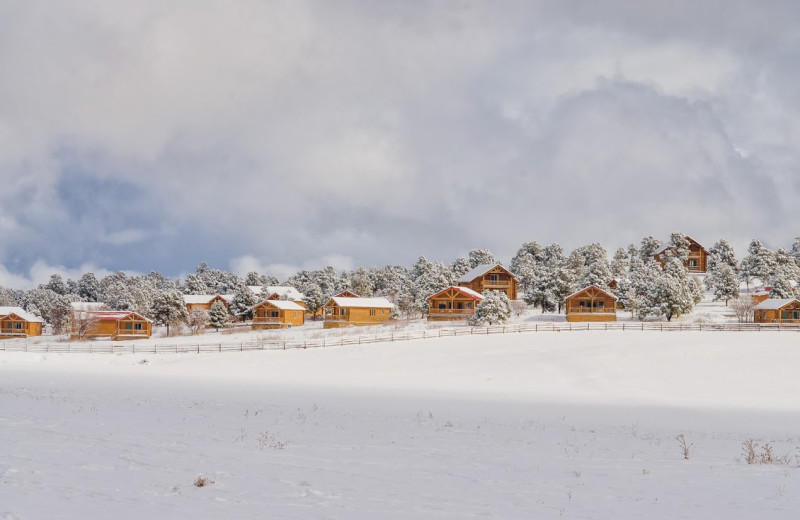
[3,330,800,519]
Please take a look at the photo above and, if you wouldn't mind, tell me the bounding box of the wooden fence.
[1,321,798,355]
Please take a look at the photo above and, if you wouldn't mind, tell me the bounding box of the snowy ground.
[3,330,800,519]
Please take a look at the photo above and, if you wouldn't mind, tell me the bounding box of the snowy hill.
[3,330,800,519]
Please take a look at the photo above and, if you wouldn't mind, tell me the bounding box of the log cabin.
[565,285,618,322]
[753,298,800,323]
[323,297,394,328]
[652,236,708,273]
[0,306,43,338]
[72,310,152,340]
[251,299,306,329]
[457,264,518,300]
[183,294,232,313]
[426,286,484,321]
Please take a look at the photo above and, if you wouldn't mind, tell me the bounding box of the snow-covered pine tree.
[610,248,630,280]
[791,237,800,268]
[77,272,100,302]
[349,267,374,297]
[510,242,544,274]
[208,300,231,330]
[230,285,258,320]
[741,239,776,288]
[45,274,67,295]
[449,257,472,279]
[150,289,188,336]
[639,236,661,263]
[707,239,738,271]
[650,257,697,321]
[183,273,211,295]
[301,284,325,319]
[705,263,739,305]
[468,249,496,269]
[468,290,511,326]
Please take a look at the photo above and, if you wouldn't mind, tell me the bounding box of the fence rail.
[1,321,798,354]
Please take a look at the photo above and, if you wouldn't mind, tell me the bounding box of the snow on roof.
[328,297,394,309]
[427,286,484,301]
[651,243,670,256]
[565,285,618,301]
[86,311,152,322]
[254,299,306,311]
[0,306,43,323]
[753,298,800,310]
[264,286,304,300]
[182,294,230,305]
[457,264,512,283]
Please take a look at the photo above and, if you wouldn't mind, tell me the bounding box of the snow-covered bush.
[469,291,511,326]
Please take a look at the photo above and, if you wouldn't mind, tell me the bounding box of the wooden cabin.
[457,264,518,300]
[652,236,708,273]
[427,286,484,321]
[251,299,306,329]
[72,310,152,340]
[753,298,800,324]
[323,297,394,328]
[752,289,771,304]
[183,294,232,313]
[0,306,43,338]
[565,285,618,322]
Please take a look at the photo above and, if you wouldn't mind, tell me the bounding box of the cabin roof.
[565,285,618,301]
[250,286,304,300]
[182,294,231,305]
[457,263,515,283]
[0,306,43,323]
[427,286,485,301]
[327,297,395,309]
[253,299,306,311]
[82,310,152,322]
[753,298,800,310]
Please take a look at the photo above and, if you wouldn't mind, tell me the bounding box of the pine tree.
[610,248,630,279]
[77,272,100,301]
[230,285,258,320]
[468,290,511,326]
[650,258,697,321]
[639,236,661,262]
[468,249,496,268]
[706,263,739,305]
[208,300,230,330]
[708,239,738,271]
[449,257,472,278]
[150,290,188,336]
[301,284,325,319]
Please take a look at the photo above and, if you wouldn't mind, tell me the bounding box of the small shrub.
[676,434,692,460]
[194,475,215,487]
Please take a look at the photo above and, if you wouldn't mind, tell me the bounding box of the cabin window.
[271,311,279,318]
[456,302,463,309]
[598,301,604,308]
[134,323,143,331]
[125,322,132,330]
[15,322,22,329]
[466,302,473,309]
[489,274,499,282]
[761,312,767,321]
[340,309,346,316]
[579,301,586,308]
[438,303,447,309]
[370,309,376,316]
[689,260,698,267]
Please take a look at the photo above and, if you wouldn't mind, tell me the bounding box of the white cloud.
[1,1,799,277]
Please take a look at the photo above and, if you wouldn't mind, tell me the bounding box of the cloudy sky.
[2,1,799,287]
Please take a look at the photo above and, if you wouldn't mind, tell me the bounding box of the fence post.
[218,343,221,352]
[197,344,200,354]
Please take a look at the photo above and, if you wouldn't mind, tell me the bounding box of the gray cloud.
[1,1,798,285]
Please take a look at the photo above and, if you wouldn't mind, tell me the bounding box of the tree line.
[1,234,799,332]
